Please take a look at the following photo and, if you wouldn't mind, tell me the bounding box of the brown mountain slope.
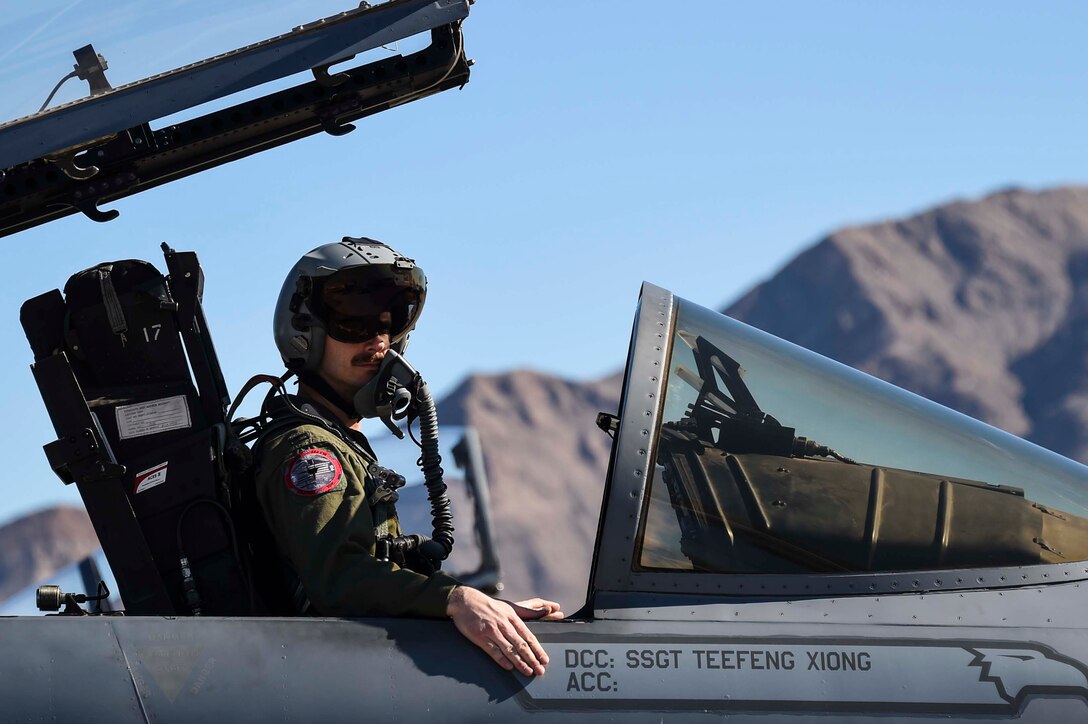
[728,186,1088,462]
[0,506,99,602]
[425,370,622,608]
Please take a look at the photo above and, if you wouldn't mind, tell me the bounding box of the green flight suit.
[255,414,459,618]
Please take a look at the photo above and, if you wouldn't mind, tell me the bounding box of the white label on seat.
[134,462,169,494]
[116,395,191,439]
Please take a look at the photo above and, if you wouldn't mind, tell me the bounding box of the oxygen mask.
[354,349,420,437]
[352,348,454,567]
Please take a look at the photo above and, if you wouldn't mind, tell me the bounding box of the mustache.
[352,352,385,365]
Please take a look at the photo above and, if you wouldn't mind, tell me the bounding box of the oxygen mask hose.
[413,378,454,564]
[355,350,454,566]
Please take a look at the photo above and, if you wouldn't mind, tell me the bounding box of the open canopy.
[0,0,471,237]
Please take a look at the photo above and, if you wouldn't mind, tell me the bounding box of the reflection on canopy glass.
[638,298,1088,574]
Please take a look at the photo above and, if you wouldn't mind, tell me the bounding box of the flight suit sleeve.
[255,425,459,618]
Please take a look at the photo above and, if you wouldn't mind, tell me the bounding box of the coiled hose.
[414,380,455,565]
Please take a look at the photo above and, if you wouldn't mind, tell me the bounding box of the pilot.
[256,236,562,676]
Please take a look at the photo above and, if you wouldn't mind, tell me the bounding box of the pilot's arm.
[257,422,562,676]
[255,424,459,617]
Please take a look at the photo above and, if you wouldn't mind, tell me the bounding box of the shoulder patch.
[284,448,343,496]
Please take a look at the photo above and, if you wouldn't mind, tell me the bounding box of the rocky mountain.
[728,186,1088,463]
[0,506,99,602]
[430,370,622,607]
[5,185,1088,611]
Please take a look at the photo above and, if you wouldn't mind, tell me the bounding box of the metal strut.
[0,0,472,237]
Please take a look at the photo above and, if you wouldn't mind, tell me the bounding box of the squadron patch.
[284,449,343,496]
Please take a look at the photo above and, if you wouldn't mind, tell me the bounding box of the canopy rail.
[0,0,472,237]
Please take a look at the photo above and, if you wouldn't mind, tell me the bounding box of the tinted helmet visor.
[313,265,423,344]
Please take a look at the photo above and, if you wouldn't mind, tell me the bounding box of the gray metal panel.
[617,560,1088,598]
[0,617,151,723]
[523,617,1088,720]
[595,579,1088,627]
[0,616,521,723]
[592,282,674,594]
[3,614,1087,721]
[0,0,470,170]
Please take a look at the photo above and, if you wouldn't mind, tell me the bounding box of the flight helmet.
[274,236,426,372]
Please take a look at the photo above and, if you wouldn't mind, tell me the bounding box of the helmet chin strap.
[297,371,359,422]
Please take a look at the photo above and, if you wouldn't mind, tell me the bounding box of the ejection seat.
[21,246,248,615]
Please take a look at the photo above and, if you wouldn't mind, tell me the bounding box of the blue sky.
[2,1,1088,523]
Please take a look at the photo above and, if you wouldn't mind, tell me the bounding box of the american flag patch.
[284,448,343,496]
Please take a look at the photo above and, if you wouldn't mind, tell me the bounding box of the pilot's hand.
[509,598,564,620]
[447,586,550,676]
